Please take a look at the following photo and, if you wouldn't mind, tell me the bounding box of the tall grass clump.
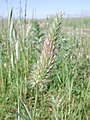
[0,8,90,120]
[25,13,63,120]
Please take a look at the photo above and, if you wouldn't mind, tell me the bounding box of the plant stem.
[33,85,38,120]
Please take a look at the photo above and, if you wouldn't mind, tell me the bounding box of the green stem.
[33,85,38,120]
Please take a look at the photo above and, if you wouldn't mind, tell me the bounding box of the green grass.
[0,11,90,120]
[63,17,90,27]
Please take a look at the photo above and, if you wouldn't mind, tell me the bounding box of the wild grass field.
[0,10,90,120]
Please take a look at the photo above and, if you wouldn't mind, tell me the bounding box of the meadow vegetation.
[0,10,90,120]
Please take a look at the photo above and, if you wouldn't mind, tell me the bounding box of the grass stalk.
[33,85,38,120]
